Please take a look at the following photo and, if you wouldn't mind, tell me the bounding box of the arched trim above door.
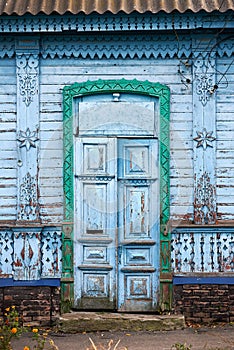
[62,79,171,311]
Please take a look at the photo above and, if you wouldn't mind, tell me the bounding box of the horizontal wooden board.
[170,204,194,215]
[0,113,16,123]
[40,112,63,122]
[39,168,62,178]
[217,157,234,168]
[40,121,63,131]
[40,123,63,134]
[39,187,63,197]
[40,140,63,150]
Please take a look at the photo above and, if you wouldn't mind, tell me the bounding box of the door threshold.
[58,311,185,333]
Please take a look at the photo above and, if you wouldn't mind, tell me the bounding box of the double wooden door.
[74,137,159,311]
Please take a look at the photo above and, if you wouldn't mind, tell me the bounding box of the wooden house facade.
[0,0,234,324]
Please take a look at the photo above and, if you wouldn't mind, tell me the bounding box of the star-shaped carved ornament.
[193,128,216,150]
[17,127,39,151]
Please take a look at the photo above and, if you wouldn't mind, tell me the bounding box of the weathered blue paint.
[16,38,40,222]
[0,228,62,280]
[73,95,161,311]
[0,12,233,33]
[171,227,234,274]
[1,34,234,60]
[0,7,234,317]
[192,35,217,224]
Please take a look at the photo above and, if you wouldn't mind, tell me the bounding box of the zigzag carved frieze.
[0,33,234,59]
[41,34,192,59]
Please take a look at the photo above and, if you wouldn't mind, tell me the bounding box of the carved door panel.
[117,139,159,311]
[74,137,159,311]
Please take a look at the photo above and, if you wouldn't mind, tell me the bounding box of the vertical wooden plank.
[41,228,62,278]
[193,35,217,224]
[0,230,13,276]
[12,228,42,280]
[16,37,40,222]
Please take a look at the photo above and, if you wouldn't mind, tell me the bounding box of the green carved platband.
[63,78,171,304]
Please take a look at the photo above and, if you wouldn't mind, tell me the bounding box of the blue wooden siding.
[1,55,234,224]
[216,58,234,221]
[0,32,234,281]
[0,58,17,221]
[39,57,194,223]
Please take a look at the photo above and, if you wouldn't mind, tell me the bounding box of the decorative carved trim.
[195,73,214,106]
[0,13,232,33]
[41,229,62,278]
[194,56,216,107]
[172,228,234,273]
[63,79,170,226]
[13,229,41,280]
[119,179,156,185]
[0,32,233,60]
[0,230,13,276]
[161,241,171,270]
[194,172,216,225]
[41,34,192,60]
[63,78,170,307]
[16,54,39,106]
[18,172,39,221]
[76,175,114,182]
[17,127,39,151]
[217,36,234,58]
[0,227,62,280]
[0,36,14,58]
[193,128,216,149]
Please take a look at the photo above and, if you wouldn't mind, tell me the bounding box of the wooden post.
[192,35,217,224]
[15,37,40,222]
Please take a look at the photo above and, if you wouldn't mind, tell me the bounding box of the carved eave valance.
[0,11,234,33]
[1,34,234,60]
[0,37,15,58]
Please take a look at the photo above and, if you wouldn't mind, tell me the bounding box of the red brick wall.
[173,284,234,324]
[0,286,60,326]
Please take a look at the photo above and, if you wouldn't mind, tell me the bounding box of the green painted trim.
[62,79,171,307]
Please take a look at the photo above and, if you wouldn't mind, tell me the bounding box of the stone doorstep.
[57,312,185,333]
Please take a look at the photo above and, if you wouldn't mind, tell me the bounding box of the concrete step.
[57,312,185,333]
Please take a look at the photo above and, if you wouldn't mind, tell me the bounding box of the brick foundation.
[0,286,60,326]
[173,284,234,324]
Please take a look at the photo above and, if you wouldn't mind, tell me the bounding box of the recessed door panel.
[125,186,149,237]
[83,183,107,234]
[83,144,107,173]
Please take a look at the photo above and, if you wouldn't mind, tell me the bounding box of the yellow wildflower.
[11,305,15,309]
[11,327,17,334]
[32,328,38,333]
[24,347,30,350]
[5,307,10,312]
